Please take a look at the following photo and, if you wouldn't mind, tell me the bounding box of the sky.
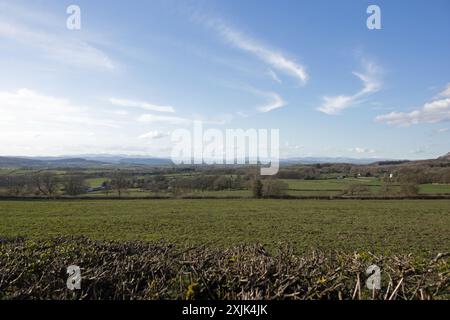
[0,0,449,159]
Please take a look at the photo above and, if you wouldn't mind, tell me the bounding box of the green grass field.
[1,199,448,256]
[69,178,450,198]
[420,183,450,194]
[86,177,106,188]
[2,169,450,197]
[282,179,450,196]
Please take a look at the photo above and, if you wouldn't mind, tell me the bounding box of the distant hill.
[0,157,45,168]
[0,157,108,169]
[369,152,450,168]
[65,154,173,165]
[372,160,410,166]
[117,158,173,166]
[43,158,109,167]
[0,155,172,169]
[283,153,450,166]
[281,157,394,165]
[438,152,450,161]
[0,152,448,169]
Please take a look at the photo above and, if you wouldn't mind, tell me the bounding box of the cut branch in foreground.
[0,237,448,300]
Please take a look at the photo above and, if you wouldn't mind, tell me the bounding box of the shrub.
[262,179,288,197]
[252,179,263,198]
[400,183,419,196]
[344,184,370,196]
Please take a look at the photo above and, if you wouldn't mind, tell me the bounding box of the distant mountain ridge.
[0,155,173,168]
[0,153,448,169]
[0,157,108,168]
[280,157,395,165]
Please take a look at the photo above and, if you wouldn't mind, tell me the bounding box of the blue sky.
[0,0,449,159]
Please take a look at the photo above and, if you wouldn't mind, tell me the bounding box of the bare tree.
[3,175,29,196]
[110,171,129,197]
[62,175,88,196]
[33,172,59,196]
[344,183,370,196]
[400,183,419,196]
[252,179,263,198]
[262,179,288,197]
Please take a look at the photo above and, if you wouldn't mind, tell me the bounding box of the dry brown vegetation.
[0,237,448,300]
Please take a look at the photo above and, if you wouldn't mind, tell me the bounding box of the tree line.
[0,170,287,198]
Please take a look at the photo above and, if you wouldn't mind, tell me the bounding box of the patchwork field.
[80,177,450,198]
[282,179,450,196]
[1,199,449,256]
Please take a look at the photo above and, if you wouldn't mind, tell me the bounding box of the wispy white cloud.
[206,113,234,125]
[408,144,438,155]
[0,2,116,70]
[0,88,119,128]
[437,127,449,133]
[348,147,376,154]
[109,98,176,113]
[437,83,450,98]
[112,110,129,116]
[0,20,115,70]
[0,89,192,156]
[267,69,282,84]
[317,60,382,115]
[376,84,450,127]
[207,19,308,85]
[318,95,355,115]
[236,111,249,118]
[258,92,286,113]
[137,113,232,126]
[138,114,189,125]
[138,130,169,140]
[235,85,287,113]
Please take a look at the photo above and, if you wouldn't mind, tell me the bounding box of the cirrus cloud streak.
[376,84,450,127]
[317,60,382,115]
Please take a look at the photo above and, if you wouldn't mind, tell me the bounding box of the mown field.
[1,199,449,255]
